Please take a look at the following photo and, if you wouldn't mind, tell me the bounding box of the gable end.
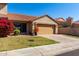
[33,15,58,25]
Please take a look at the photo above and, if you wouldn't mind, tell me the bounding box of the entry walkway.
[0,35,79,56]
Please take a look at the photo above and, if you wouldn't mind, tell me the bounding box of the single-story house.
[0,3,58,35]
[7,14,58,35]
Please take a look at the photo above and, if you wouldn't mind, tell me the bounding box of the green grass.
[0,35,58,52]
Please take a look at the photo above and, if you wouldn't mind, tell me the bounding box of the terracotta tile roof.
[0,13,57,25]
[7,13,38,22]
[55,18,65,22]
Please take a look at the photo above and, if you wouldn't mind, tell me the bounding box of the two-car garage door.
[37,24,55,34]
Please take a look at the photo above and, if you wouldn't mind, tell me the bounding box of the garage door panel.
[37,25,54,34]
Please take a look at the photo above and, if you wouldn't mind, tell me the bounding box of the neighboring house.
[56,17,73,28]
[0,3,58,35]
[55,17,65,28]
[56,17,79,35]
[72,21,79,28]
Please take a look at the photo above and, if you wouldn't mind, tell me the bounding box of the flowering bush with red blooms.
[0,17,14,37]
[8,20,14,33]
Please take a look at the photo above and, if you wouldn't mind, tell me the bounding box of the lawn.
[0,35,58,52]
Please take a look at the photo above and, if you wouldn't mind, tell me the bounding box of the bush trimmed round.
[14,28,20,35]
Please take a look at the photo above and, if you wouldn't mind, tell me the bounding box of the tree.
[66,17,73,26]
[61,22,70,27]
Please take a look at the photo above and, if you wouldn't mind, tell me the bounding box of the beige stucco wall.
[0,4,7,15]
[27,22,32,34]
[55,25,58,34]
[33,16,58,25]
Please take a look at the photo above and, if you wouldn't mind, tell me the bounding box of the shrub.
[8,20,14,33]
[14,28,20,35]
[0,17,14,37]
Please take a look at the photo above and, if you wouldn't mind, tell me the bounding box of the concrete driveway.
[57,49,79,56]
[38,34,79,43]
[0,34,79,56]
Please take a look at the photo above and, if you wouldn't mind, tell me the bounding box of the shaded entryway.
[14,22,27,34]
[20,23,26,33]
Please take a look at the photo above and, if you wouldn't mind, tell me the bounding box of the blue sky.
[8,3,79,21]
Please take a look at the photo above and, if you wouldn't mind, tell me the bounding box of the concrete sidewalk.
[0,34,79,56]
